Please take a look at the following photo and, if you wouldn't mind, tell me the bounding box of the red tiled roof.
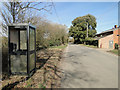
[96,27,119,36]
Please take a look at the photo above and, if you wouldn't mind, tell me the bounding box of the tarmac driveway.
[60,44,118,88]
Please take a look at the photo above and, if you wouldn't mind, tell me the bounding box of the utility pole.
[87,22,88,38]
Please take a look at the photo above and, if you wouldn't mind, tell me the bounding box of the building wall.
[98,34,113,49]
[113,28,120,48]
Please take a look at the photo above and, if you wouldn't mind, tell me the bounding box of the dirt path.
[60,44,118,88]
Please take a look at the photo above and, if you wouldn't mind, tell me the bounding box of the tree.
[33,17,68,49]
[69,14,97,44]
[1,1,53,35]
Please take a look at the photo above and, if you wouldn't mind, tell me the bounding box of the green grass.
[38,83,46,88]
[25,79,32,88]
[109,49,120,56]
[50,44,68,49]
[85,45,98,48]
[80,44,98,48]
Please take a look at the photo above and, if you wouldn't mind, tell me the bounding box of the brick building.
[95,25,120,49]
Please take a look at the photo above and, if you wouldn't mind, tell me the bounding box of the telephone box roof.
[8,23,36,29]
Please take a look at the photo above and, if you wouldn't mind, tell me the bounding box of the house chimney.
[114,25,117,28]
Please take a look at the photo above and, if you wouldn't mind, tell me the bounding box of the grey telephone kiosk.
[8,23,36,76]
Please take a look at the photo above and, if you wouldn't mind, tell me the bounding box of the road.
[60,44,118,88]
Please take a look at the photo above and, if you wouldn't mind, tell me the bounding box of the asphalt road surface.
[60,44,118,88]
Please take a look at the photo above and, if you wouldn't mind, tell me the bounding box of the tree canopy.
[69,14,97,44]
[1,2,53,35]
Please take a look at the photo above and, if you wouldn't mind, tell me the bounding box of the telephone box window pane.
[8,24,36,76]
[30,28,35,51]
[29,53,35,71]
[20,31,27,50]
[11,55,27,73]
[10,29,18,52]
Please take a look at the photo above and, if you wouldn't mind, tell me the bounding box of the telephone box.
[8,23,36,76]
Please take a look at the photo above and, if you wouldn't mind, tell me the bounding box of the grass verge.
[80,44,98,48]
[50,44,68,49]
[108,49,120,56]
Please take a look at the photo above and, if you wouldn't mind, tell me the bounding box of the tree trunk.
[13,2,15,23]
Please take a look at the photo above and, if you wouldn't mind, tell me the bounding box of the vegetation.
[115,43,119,49]
[109,43,120,56]
[69,14,97,45]
[108,50,120,56]
[50,44,68,49]
[1,2,68,49]
[36,20,68,49]
[38,84,46,88]
[2,36,8,48]
[1,2,68,84]
[80,44,98,48]
[1,2,53,35]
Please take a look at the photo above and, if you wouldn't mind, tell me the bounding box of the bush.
[36,21,68,48]
[84,37,98,46]
[115,43,119,49]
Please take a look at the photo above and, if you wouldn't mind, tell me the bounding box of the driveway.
[60,44,118,88]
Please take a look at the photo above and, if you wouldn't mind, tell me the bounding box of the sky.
[0,2,118,35]
[40,2,118,34]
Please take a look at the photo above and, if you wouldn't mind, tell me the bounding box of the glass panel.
[11,54,27,73]
[10,29,18,52]
[20,31,27,50]
[30,28,35,50]
[10,28,27,73]
[29,53,35,71]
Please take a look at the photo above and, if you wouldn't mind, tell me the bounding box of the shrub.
[36,22,68,48]
[84,37,98,46]
[115,43,119,49]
